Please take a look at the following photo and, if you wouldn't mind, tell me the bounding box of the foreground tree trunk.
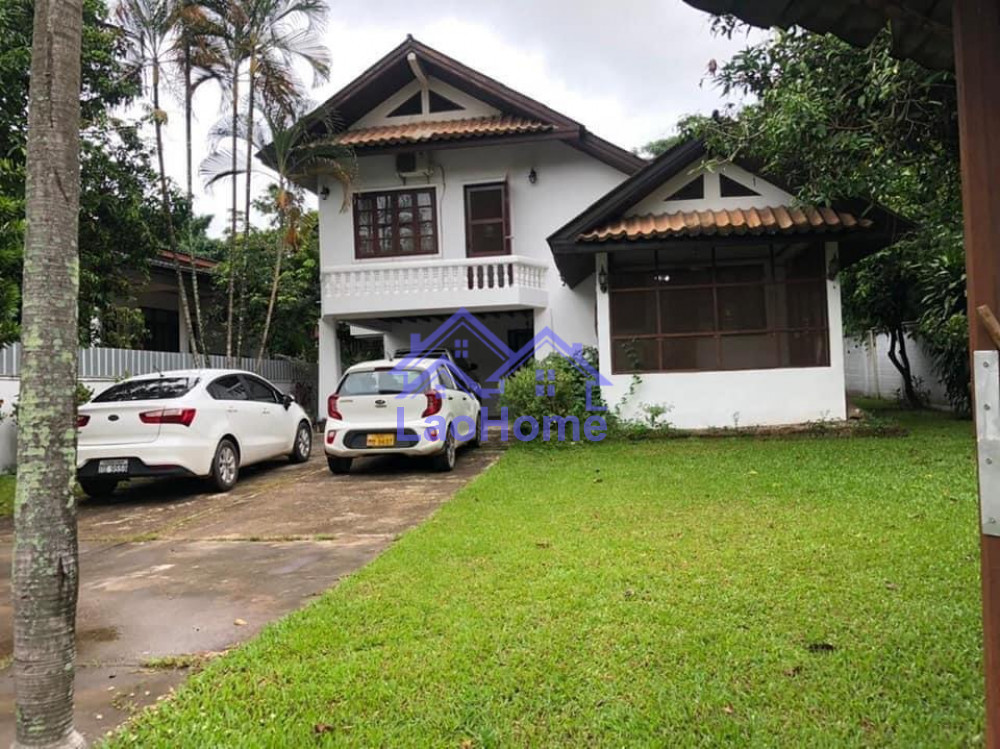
[13,0,86,744]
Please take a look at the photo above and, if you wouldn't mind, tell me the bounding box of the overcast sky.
[157,0,762,235]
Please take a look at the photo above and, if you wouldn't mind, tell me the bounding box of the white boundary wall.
[0,344,316,471]
[843,330,949,408]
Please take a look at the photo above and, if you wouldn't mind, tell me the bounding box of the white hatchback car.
[76,369,312,497]
[324,358,482,474]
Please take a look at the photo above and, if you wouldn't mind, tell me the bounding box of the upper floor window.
[354,189,438,259]
[464,182,510,256]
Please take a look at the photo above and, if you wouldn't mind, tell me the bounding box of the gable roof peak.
[300,37,646,175]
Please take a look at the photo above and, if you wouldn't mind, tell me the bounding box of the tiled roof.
[333,115,553,147]
[155,250,217,270]
[579,205,873,242]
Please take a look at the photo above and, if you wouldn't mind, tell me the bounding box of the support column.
[318,317,341,421]
[953,0,1000,744]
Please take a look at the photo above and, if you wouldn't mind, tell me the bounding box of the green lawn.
[0,473,13,517]
[109,407,983,747]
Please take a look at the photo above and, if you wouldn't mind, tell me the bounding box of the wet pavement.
[0,442,501,744]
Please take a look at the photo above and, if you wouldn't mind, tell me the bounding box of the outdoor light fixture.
[319,185,331,200]
[528,168,538,184]
[598,265,608,293]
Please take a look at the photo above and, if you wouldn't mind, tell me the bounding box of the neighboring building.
[130,250,218,353]
[301,36,904,429]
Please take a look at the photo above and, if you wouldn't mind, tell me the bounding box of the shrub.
[498,347,604,423]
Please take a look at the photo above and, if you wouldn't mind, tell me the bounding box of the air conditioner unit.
[396,151,434,179]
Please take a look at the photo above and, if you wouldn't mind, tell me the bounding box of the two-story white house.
[301,36,904,429]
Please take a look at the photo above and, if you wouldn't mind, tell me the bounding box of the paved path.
[0,443,500,744]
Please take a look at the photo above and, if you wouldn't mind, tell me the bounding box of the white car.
[324,357,482,474]
[76,369,312,497]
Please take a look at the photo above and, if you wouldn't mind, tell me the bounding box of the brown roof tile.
[578,205,873,242]
[333,115,553,147]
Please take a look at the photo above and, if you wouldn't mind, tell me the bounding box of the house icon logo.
[390,308,611,443]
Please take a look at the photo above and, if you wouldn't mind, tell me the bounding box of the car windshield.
[93,377,197,402]
[338,369,427,396]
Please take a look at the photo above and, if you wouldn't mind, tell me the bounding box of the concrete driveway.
[0,442,501,744]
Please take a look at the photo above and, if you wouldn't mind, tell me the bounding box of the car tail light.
[327,394,342,420]
[326,431,337,445]
[139,408,196,427]
[422,391,442,417]
[76,414,90,428]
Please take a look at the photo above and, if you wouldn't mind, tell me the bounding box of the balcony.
[321,255,549,318]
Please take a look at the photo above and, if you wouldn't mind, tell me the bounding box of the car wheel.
[209,438,240,492]
[79,477,119,499]
[432,428,457,472]
[469,414,482,448]
[290,421,312,463]
[328,456,352,475]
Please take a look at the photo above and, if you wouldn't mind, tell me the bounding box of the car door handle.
[226,407,238,414]
[262,408,271,415]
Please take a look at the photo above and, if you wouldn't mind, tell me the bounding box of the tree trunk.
[226,74,239,361]
[151,67,197,359]
[14,0,86,743]
[236,58,256,363]
[183,36,207,365]
[257,183,287,363]
[886,326,922,408]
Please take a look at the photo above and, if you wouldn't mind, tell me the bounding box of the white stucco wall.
[595,242,848,429]
[316,139,630,403]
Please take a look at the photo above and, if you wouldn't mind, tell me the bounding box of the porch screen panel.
[354,188,438,258]
[609,243,829,373]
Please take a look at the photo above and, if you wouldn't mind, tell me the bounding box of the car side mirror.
[282,393,295,410]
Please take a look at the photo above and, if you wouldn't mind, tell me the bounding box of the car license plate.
[97,459,129,475]
[366,433,394,448]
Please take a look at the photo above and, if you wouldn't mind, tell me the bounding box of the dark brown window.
[609,243,830,373]
[354,189,438,259]
[464,183,510,256]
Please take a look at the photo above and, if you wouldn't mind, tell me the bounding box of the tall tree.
[0,0,163,347]
[13,0,86,743]
[199,0,329,358]
[235,0,329,357]
[169,0,224,355]
[116,0,202,361]
[202,101,353,360]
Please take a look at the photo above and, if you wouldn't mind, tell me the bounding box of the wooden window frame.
[464,182,511,257]
[609,243,830,374]
[353,188,438,259]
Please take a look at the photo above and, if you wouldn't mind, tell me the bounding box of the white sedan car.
[324,358,482,474]
[76,369,312,497]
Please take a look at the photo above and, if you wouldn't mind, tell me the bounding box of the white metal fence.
[0,342,309,383]
[844,330,950,408]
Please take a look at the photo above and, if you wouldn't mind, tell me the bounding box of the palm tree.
[14,0,87,743]
[169,0,226,357]
[200,0,330,359]
[202,101,354,361]
[116,0,201,360]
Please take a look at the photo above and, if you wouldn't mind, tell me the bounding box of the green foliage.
[0,474,13,518]
[210,210,321,360]
[682,24,969,413]
[0,0,172,345]
[499,347,603,424]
